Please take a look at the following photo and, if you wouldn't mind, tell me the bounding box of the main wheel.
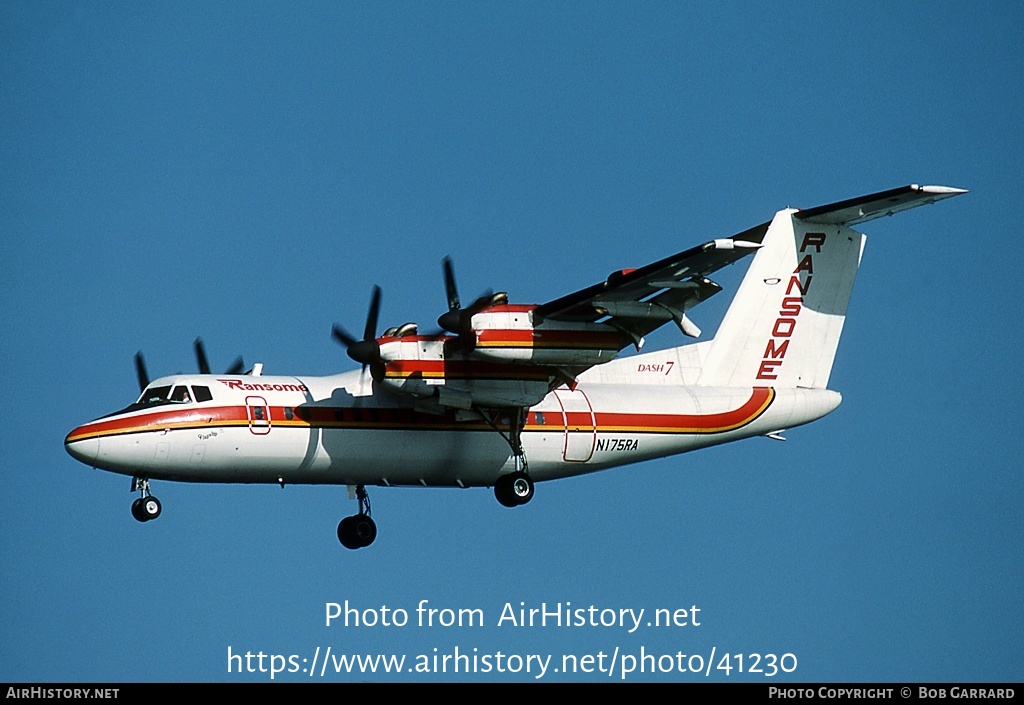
[494,472,534,507]
[338,515,377,549]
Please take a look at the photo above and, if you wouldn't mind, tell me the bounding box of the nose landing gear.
[130,477,162,522]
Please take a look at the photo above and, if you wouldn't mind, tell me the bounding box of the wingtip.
[917,184,969,196]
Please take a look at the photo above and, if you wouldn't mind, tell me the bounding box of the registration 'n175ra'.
[596,438,638,452]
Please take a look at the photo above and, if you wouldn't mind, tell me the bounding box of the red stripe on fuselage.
[66,389,774,443]
[586,387,774,433]
[64,405,250,443]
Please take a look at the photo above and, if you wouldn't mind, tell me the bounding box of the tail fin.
[698,185,966,388]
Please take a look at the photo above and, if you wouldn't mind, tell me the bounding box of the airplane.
[65,184,966,549]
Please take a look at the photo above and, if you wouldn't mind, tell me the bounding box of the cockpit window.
[170,386,191,403]
[138,386,172,406]
[102,383,187,418]
[192,386,213,403]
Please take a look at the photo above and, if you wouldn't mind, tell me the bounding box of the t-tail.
[697,185,967,389]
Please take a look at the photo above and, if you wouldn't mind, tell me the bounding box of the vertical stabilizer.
[697,210,863,388]
[696,185,966,389]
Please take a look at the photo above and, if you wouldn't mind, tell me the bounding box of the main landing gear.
[491,407,535,508]
[337,484,376,550]
[130,477,162,522]
[494,471,534,507]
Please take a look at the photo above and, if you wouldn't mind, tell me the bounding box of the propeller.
[194,337,244,375]
[442,255,460,315]
[135,352,149,393]
[332,285,384,368]
[133,339,245,394]
[438,256,470,333]
[436,256,501,350]
[194,338,211,374]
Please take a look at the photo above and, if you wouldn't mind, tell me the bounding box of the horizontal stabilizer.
[795,184,967,227]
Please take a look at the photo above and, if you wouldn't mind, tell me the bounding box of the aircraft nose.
[65,428,99,465]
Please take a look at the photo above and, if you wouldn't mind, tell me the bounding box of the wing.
[794,184,967,226]
[534,220,771,341]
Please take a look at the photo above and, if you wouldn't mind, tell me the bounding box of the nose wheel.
[130,477,162,522]
[337,484,376,550]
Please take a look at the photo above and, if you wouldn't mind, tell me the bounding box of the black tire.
[494,472,533,507]
[131,497,148,522]
[141,496,162,521]
[494,474,519,507]
[338,516,361,550]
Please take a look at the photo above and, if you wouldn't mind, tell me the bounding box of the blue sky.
[2,1,1021,683]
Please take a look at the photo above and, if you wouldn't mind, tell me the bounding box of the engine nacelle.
[468,305,628,366]
[376,334,553,409]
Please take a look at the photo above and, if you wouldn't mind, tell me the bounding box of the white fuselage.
[65,369,840,488]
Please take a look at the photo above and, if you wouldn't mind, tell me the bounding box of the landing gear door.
[246,396,271,435]
[553,388,595,462]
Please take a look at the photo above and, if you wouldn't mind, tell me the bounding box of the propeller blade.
[363,285,382,342]
[442,256,460,311]
[196,337,245,375]
[439,288,496,333]
[467,289,495,314]
[370,362,386,383]
[437,252,496,336]
[333,286,385,369]
[332,323,358,348]
[194,338,211,374]
[134,352,149,393]
[224,356,245,375]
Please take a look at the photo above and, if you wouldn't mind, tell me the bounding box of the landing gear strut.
[491,407,535,508]
[130,477,162,522]
[337,484,376,550]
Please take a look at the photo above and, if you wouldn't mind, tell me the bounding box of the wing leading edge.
[795,184,967,226]
[534,220,771,340]
[534,184,966,342]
